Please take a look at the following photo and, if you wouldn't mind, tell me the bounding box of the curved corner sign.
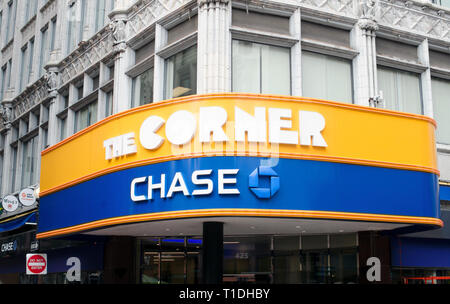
[2,195,19,212]
[37,94,441,239]
[19,188,36,207]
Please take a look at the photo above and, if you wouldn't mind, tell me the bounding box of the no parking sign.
[26,254,47,275]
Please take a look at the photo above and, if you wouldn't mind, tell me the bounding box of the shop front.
[37,94,442,283]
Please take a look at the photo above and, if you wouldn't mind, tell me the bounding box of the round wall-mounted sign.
[2,195,19,212]
[19,188,36,207]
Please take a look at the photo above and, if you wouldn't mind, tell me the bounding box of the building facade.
[0,0,449,284]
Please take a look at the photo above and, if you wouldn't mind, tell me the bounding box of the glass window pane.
[232,40,261,93]
[302,51,353,103]
[261,44,290,95]
[273,236,299,251]
[330,233,357,248]
[378,66,422,114]
[232,40,291,95]
[132,67,153,107]
[432,78,450,144]
[223,236,271,283]
[165,45,197,99]
[301,235,328,250]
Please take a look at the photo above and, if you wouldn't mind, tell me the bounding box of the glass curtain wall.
[431,77,450,144]
[377,66,422,114]
[232,40,291,95]
[302,51,353,103]
[164,45,197,99]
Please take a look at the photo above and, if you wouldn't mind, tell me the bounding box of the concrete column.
[351,18,379,107]
[43,61,59,147]
[202,221,223,284]
[0,96,13,195]
[109,6,132,113]
[103,236,137,283]
[418,38,433,118]
[153,24,168,102]
[358,231,392,284]
[197,0,231,94]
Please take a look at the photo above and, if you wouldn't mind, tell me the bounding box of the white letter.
[192,169,213,196]
[235,107,266,143]
[103,138,114,160]
[140,116,165,150]
[268,108,298,145]
[199,107,228,142]
[124,132,138,155]
[131,177,147,202]
[165,110,197,145]
[299,111,327,147]
[218,169,240,195]
[167,172,190,198]
[366,257,381,282]
[148,174,166,200]
[66,257,81,282]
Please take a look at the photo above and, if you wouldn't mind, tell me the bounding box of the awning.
[440,184,450,201]
[0,212,37,233]
[391,236,450,268]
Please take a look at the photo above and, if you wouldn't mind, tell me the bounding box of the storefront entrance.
[139,233,358,284]
[140,237,203,284]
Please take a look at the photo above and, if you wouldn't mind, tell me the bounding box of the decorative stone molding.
[378,0,450,42]
[110,19,128,53]
[12,79,49,120]
[0,101,13,130]
[127,0,192,38]
[44,71,59,97]
[198,0,229,7]
[59,30,114,85]
[300,0,355,18]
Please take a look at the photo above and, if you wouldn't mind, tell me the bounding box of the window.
[21,136,38,187]
[67,1,86,54]
[19,45,28,92]
[39,26,49,77]
[28,38,34,84]
[0,12,3,42]
[41,127,49,151]
[232,40,291,95]
[0,65,6,101]
[302,51,353,103]
[95,0,106,33]
[10,145,17,192]
[164,45,197,99]
[377,66,422,114]
[433,0,450,8]
[50,17,57,52]
[59,116,67,141]
[23,0,37,25]
[431,78,450,144]
[132,67,153,107]
[5,1,17,44]
[105,90,113,117]
[74,101,98,132]
[6,59,12,89]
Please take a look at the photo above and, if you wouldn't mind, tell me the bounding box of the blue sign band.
[38,157,440,235]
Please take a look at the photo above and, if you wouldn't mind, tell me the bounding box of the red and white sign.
[26,254,47,275]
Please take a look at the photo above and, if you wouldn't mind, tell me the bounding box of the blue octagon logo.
[249,166,280,199]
